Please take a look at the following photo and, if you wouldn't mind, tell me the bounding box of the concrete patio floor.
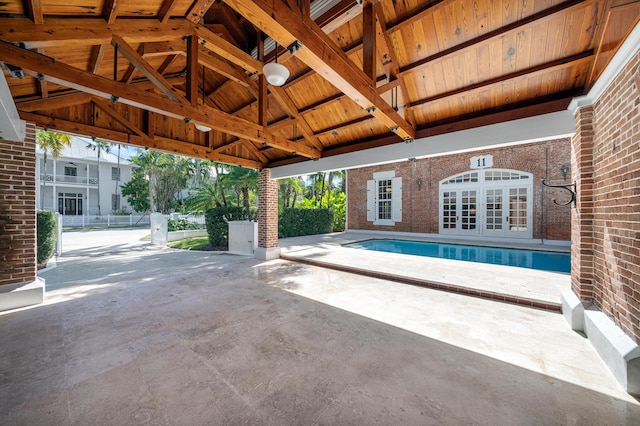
[1,229,638,424]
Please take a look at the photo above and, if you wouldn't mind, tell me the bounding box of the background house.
[36,137,135,217]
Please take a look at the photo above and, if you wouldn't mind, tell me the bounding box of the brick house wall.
[347,138,571,241]
[575,50,640,343]
[0,122,37,287]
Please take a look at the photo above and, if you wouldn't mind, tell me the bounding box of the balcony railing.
[40,174,99,185]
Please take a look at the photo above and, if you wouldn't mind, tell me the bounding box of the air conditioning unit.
[0,70,25,142]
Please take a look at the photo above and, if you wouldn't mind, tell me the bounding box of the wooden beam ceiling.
[223,0,416,141]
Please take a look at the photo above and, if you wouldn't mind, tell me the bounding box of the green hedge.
[204,206,249,248]
[37,210,57,264]
[279,208,334,238]
[168,219,202,231]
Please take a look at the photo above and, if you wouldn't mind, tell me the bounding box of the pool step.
[280,253,562,313]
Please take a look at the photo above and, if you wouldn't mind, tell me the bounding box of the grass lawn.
[167,237,210,250]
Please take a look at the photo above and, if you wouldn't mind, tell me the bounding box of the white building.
[36,136,135,217]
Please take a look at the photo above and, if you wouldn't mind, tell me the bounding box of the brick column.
[255,168,280,260]
[570,105,595,302]
[0,122,44,311]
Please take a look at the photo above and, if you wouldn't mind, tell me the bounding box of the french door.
[440,169,532,239]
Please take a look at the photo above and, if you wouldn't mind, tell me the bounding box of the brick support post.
[570,106,595,302]
[0,122,44,311]
[255,168,280,260]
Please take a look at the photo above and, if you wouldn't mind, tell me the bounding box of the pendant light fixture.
[262,42,290,87]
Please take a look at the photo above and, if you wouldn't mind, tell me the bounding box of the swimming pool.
[344,239,570,273]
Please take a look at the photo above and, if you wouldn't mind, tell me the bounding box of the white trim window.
[367,171,402,225]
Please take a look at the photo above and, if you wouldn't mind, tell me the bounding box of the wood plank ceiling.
[1,0,638,168]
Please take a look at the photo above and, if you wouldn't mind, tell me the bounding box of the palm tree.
[221,167,258,220]
[37,130,71,211]
[86,138,111,215]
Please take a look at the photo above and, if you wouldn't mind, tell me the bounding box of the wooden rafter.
[194,25,263,74]
[187,0,216,23]
[102,0,120,24]
[93,99,149,138]
[186,35,199,106]
[0,41,318,158]
[89,44,107,74]
[0,18,192,48]
[25,0,43,25]
[16,93,93,112]
[158,0,180,23]
[223,0,415,141]
[269,87,324,151]
[111,35,188,104]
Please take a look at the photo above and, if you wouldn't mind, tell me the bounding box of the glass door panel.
[484,188,504,235]
[508,187,528,234]
[460,190,477,231]
[442,191,457,230]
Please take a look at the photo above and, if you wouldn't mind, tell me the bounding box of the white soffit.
[0,70,26,142]
[271,110,575,179]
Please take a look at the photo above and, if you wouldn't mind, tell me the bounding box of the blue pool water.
[345,239,570,273]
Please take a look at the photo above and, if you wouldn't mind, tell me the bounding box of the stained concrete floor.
[1,229,639,424]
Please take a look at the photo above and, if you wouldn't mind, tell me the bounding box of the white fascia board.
[569,21,640,115]
[0,71,26,142]
[270,110,575,179]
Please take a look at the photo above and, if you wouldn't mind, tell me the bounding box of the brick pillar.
[571,106,595,302]
[0,122,44,311]
[255,168,280,260]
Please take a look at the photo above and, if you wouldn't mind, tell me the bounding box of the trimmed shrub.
[279,208,334,238]
[168,218,202,231]
[204,206,248,249]
[37,210,57,264]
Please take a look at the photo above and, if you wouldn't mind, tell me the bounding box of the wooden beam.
[111,35,187,104]
[121,44,146,84]
[257,34,268,127]
[102,0,120,24]
[93,99,148,138]
[35,47,48,98]
[157,54,179,75]
[186,36,199,106]
[408,51,595,110]
[242,140,269,164]
[224,0,415,141]
[158,0,180,23]
[25,0,43,25]
[269,87,324,151]
[397,0,591,76]
[0,41,318,158]
[187,0,216,23]
[89,44,107,74]
[16,93,93,112]
[362,2,376,82]
[0,18,193,48]
[194,25,263,74]
[198,47,252,87]
[20,110,264,168]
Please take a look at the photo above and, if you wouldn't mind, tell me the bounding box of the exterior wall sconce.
[416,177,422,190]
[560,164,569,181]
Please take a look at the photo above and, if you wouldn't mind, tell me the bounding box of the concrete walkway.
[1,229,638,424]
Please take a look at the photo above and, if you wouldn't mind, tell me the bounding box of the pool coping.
[279,232,570,312]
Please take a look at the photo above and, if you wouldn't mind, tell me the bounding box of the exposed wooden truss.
[0,0,637,169]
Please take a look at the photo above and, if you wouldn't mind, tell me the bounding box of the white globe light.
[263,62,290,86]
[194,124,211,132]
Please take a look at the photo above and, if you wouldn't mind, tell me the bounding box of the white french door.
[440,169,532,239]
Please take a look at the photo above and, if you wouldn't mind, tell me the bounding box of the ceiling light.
[263,42,289,87]
[194,124,211,132]
[263,63,290,86]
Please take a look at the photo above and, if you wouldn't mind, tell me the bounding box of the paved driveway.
[1,229,638,424]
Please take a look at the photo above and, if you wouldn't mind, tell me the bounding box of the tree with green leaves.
[85,138,111,215]
[220,166,258,220]
[37,130,71,210]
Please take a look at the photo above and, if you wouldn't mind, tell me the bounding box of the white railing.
[40,174,99,185]
[61,214,150,227]
[169,212,206,226]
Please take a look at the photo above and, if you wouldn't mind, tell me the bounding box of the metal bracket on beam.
[389,125,399,132]
[183,117,191,124]
[5,64,24,79]
[287,41,302,55]
[110,95,119,104]
[262,141,268,147]
[366,106,377,114]
[542,179,577,207]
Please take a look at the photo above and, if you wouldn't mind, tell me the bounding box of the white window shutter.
[391,177,402,222]
[366,179,375,222]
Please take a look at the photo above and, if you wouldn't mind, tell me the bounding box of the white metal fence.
[60,212,205,228]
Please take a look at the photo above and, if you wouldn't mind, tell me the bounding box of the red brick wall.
[579,50,640,343]
[258,168,278,248]
[348,139,571,240]
[0,122,37,286]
